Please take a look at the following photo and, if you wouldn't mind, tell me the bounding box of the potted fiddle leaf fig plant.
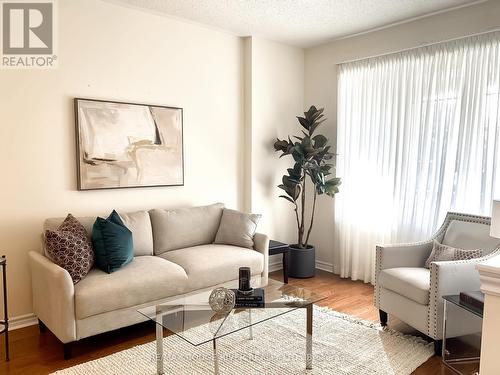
[274,106,341,278]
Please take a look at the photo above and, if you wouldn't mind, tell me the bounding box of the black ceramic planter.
[288,245,315,278]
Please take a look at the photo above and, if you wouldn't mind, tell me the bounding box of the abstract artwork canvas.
[75,98,183,190]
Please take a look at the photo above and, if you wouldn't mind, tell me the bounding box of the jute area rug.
[52,306,433,375]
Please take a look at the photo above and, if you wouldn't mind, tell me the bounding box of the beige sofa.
[29,203,269,356]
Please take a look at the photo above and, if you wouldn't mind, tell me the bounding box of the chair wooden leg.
[63,343,72,360]
[38,319,47,333]
[379,310,388,326]
[434,340,442,357]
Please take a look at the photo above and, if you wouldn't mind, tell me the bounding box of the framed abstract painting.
[74,98,184,190]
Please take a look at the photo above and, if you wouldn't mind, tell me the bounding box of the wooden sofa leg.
[434,340,443,357]
[379,310,388,327]
[63,343,72,360]
[38,319,47,333]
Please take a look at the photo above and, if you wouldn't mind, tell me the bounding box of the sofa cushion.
[43,210,154,257]
[443,220,500,254]
[214,208,261,248]
[158,244,264,291]
[92,210,134,274]
[378,267,430,305]
[150,203,224,254]
[74,256,188,319]
[44,214,95,284]
[43,216,95,258]
[118,211,153,256]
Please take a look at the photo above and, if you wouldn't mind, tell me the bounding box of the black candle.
[239,267,251,292]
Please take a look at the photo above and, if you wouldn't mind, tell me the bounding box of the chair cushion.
[378,267,430,305]
[443,220,500,254]
[158,244,264,291]
[74,256,188,319]
[149,203,224,254]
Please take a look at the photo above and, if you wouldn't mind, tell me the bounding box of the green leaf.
[309,118,326,135]
[279,195,296,204]
[324,177,342,197]
[274,138,290,152]
[312,134,328,148]
[297,116,310,130]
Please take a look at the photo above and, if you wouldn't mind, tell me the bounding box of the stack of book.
[231,288,265,308]
[459,290,484,314]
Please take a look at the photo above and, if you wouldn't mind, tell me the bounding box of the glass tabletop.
[137,278,325,346]
[443,295,483,319]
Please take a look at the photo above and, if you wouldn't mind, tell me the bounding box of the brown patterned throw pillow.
[425,240,483,268]
[44,214,95,283]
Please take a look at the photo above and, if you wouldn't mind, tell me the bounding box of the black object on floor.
[269,240,290,283]
[379,309,388,327]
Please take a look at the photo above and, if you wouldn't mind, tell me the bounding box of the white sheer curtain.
[335,32,500,283]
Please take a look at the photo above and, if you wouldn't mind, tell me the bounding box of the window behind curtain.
[335,32,500,283]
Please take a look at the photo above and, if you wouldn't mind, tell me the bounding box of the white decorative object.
[490,200,500,239]
[208,287,235,313]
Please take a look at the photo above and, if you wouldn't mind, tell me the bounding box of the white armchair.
[374,212,500,354]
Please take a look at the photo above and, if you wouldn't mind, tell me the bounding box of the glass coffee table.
[138,278,325,374]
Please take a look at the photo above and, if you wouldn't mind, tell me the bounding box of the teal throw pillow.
[92,210,134,273]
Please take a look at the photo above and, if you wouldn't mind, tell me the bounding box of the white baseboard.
[316,260,334,272]
[8,313,38,331]
[269,260,283,272]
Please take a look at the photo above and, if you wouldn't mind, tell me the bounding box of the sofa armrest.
[427,257,488,339]
[253,233,269,286]
[29,251,76,343]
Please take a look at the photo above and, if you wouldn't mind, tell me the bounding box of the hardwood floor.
[0,269,453,374]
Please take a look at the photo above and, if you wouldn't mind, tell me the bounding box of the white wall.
[0,0,245,319]
[247,37,305,265]
[304,0,500,273]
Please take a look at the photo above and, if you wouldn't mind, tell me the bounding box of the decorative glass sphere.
[209,287,236,313]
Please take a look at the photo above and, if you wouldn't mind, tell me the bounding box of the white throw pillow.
[425,240,483,268]
[214,209,261,248]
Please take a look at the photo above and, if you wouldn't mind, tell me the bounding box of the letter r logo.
[2,2,53,54]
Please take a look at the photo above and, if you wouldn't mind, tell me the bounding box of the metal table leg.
[156,307,164,375]
[306,304,313,369]
[213,338,220,374]
[248,309,253,340]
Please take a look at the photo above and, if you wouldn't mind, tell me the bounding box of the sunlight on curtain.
[335,32,500,283]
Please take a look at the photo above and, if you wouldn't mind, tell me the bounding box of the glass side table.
[442,295,483,375]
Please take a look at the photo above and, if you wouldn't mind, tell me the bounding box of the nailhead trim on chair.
[428,248,500,339]
[374,211,498,338]
[426,212,498,339]
[375,246,382,308]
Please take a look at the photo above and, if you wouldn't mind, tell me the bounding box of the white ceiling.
[108,0,482,47]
